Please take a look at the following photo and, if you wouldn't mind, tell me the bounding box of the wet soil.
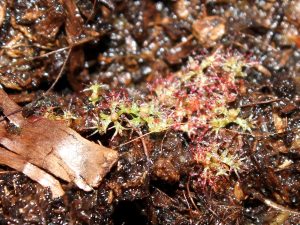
[0,0,300,224]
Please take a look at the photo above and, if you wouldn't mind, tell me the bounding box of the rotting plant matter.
[83,49,256,187]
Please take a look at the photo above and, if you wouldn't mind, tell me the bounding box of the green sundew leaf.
[111,121,126,138]
[181,57,198,81]
[147,117,169,133]
[144,116,156,131]
[84,83,105,105]
[226,108,240,121]
[213,106,227,116]
[179,123,190,134]
[210,118,230,133]
[215,167,229,177]
[220,148,229,159]
[234,117,252,132]
[200,55,215,70]
[139,103,150,117]
[129,117,144,128]
[219,149,244,175]
[193,71,208,87]
[237,70,246,78]
[62,110,78,120]
[110,101,120,113]
[89,97,99,105]
[116,102,128,115]
[129,103,140,116]
[231,159,243,174]
[232,157,245,176]
[100,112,110,119]
[100,120,111,134]
[220,149,235,167]
[99,113,112,134]
[223,57,247,78]
[211,108,252,133]
[148,102,158,116]
[181,71,197,82]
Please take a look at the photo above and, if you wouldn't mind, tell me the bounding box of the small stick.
[182,190,191,210]
[160,129,170,152]
[116,131,153,148]
[224,127,300,138]
[123,118,150,161]
[44,47,72,95]
[240,99,280,108]
[136,128,150,161]
[253,192,300,215]
[186,176,200,212]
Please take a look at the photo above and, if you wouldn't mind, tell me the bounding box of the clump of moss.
[84,50,255,187]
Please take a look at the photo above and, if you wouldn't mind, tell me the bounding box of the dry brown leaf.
[272,113,287,134]
[0,0,6,27]
[234,181,246,201]
[192,16,226,47]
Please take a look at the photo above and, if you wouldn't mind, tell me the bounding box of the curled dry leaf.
[164,36,195,65]
[287,35,300,48]
[0,89,118,198]
[174,0,189,19]
[291,134,300,150]
[192,16,226,47]
[252,64,272,77]
[234,181,246,201]
[0,0,6,27]
[285,0,300,27]
[272,113,287,134]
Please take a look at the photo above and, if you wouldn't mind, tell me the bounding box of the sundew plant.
[84,50,255,187]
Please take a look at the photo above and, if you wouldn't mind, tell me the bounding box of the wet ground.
[0,0,300,224]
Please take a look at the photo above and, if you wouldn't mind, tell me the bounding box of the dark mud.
[0,0,300,224]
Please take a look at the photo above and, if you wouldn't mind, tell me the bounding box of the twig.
[121,117,150,161]
[253,192,300,215]
[136,128,150,161]
[160,129,170,152]
[0,170,19,174]
[182,190,191,210]
[186,176,200,212]
[240,99,280,108]
[224,127,300,138]
[44,47,72,95]
[116,130,154,148]
[4,36,98,65]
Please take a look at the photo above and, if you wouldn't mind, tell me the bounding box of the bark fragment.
[0,147,64,198]
[0,89,118,197]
